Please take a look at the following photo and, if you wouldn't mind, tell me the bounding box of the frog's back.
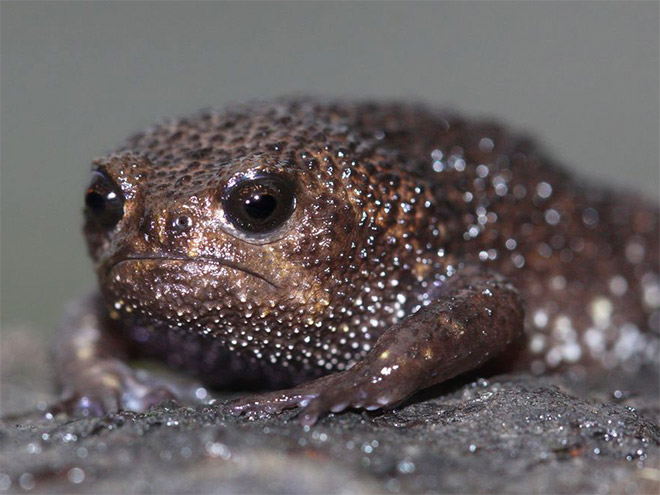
[365,103,660,374]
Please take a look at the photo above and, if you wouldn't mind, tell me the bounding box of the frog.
[53,98,659,425]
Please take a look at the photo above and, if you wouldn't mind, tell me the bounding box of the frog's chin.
[100,257,281,325]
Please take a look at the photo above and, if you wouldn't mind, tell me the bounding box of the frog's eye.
[84,171,124,229]
[223,175,295,234]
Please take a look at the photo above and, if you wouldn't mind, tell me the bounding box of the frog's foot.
[51,361,177,418]
[227,375,333,419]
[227,391,312,418]
[228,364,407,426]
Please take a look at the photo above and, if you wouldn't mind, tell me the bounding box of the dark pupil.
[85,172,123,229]
[85,191,106,212]
[224,176,295,234]
[244,194,277,220]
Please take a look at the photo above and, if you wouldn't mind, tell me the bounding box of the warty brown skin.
[52,98,659,424]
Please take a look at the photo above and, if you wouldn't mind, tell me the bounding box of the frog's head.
[83,100,436,368]
[84,149,359,326]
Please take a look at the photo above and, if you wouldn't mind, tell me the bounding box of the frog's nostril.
[172,215,193,232]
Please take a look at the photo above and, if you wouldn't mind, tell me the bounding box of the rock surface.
[1,328,659,494]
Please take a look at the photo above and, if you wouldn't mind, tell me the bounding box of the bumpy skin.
[53,98,659,424]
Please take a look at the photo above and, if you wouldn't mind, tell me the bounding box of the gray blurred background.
[1,1,658,331]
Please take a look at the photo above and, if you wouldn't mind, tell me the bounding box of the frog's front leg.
[230,267,524,425]
[51,292,175,416]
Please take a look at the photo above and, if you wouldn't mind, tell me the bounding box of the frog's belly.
[125,325,329,390]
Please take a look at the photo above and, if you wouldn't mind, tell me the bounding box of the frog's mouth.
[107,255,279,289]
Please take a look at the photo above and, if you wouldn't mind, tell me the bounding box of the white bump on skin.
[625,240,645,264]
[551,276,566,291]
[553,316,575,340]
[546,347,562,367]
[533,310,549,328]
[589,297,613,328]
[609,276,628,296]
[583,327,605,355]
[562,342,582,363]
[529,333,546,354]
[511,253,525,268]
[613,324,643,361]
[544,209,561,226]
[478,137,494,152]
[642,274,660,308]
[536,182,552,199]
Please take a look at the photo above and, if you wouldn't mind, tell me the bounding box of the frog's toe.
[297,370,402,425]
[299,400,333,426]
[298,391,362,426]
[227,369,392,424]
[51,386,123,418]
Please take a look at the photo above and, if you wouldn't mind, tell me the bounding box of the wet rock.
[1,328,658,494]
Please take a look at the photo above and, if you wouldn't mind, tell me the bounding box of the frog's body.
[54,99,659,423]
